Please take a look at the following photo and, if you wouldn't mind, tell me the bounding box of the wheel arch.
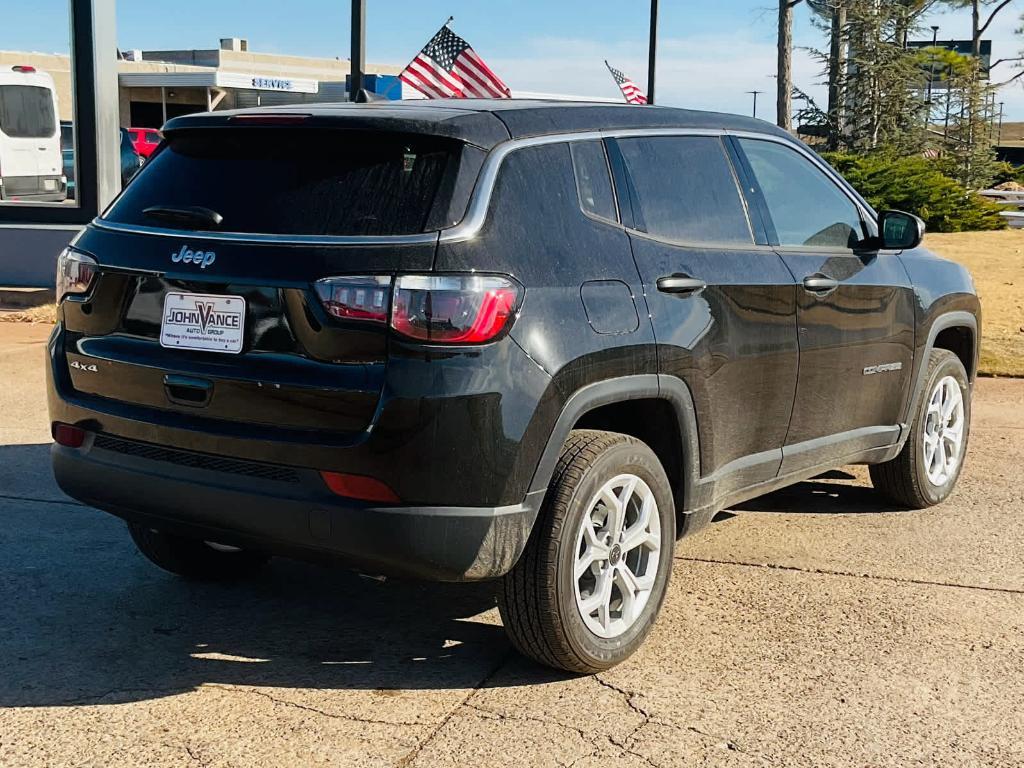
[903,311,978,429]
[527,374,702,532]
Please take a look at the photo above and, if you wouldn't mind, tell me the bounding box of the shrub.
[822,152,1007,232]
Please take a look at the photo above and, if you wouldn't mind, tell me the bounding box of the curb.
[0,287,55,311]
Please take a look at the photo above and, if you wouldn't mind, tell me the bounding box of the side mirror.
[879,210,924,250]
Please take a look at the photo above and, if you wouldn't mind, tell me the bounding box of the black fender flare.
[526,374,702,514]
[905,311,978,414]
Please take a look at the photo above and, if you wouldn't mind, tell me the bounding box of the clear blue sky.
[4,0,1023,120]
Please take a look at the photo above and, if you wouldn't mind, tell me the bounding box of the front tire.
[498,430,675,674]
[128,523,270,580]
[870,349,971,508]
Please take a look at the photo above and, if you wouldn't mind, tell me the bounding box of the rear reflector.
[320,471,400,504]
[13,65,36,73]
[53,423,86,448]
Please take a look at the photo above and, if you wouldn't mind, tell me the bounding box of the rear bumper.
[52,439,543,581]
[0,175,66,202]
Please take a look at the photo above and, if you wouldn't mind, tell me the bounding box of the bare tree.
[777,0,804,130]
[968,0,1014,56]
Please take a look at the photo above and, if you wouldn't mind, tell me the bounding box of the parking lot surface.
[2,322,1022,767]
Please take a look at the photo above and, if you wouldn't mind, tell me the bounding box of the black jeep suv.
[48,100,979,673]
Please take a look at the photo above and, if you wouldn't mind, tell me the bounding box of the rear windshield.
[0,85,56,139]
[104,128,461,236]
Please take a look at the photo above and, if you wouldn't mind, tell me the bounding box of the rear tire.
[128,523,270,580]
[870,349,971,508]
[498,430,675,674]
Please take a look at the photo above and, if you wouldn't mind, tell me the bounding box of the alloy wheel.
[922,375,965,487]
[573,474,662,639]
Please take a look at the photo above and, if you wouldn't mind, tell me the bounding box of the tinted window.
[105,129,459,236]
[570,140,617,222]
[738,138,864,249]
[617,136,752,244]
[0,85,56,139]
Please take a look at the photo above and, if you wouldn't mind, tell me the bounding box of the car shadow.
[730,469,905,515]
[0,443,566,710]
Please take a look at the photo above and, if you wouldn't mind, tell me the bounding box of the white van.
[0,65,66,202]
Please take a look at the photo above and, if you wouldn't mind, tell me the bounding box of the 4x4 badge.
[69,360,98,372]
[171,245,216,269]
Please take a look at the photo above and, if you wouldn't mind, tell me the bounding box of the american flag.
[605,61,647,105]
[400,23,511,99]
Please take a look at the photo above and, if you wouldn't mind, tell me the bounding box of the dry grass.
[925,231,1024,378]
[0,303,56,325]
[1,232,1019,376]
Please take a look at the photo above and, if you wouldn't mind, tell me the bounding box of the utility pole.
[647,0,658,104]
[747,90,764,118]
[350,0,366,101]
[926,25,939,108]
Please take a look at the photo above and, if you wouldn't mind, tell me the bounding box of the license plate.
[160,292,246,354]
[44,179,57,191]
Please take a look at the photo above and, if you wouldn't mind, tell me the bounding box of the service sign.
[160,292,246,354]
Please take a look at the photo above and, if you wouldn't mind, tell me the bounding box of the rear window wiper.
[142,205,224,230]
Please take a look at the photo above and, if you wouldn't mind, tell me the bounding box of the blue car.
[60,121,144,200]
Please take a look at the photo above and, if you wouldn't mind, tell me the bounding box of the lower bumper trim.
[52,443,544,582]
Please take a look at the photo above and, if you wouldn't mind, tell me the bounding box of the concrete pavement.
[1,322,1022,767]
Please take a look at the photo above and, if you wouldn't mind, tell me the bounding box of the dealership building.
[1,38,408,128]
[1,7,615,289]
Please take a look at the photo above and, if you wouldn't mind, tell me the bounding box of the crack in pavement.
[593,675,774,766]
[462,701,589,740]
[58,686,186,706]
[0,493,83,507]
[161,742,208,767]
[675,555,1024,595]
[394,649,514,768]
[463,698,655,768]
[202,684,422,727]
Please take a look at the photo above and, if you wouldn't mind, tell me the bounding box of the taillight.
[13,65,37,73]
[313,276,391,322]
[391,275,521,344]
[55,248,98,302]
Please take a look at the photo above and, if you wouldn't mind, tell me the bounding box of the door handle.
[657,275,707,295]
[802,275,840,294]
[163,374,213,408]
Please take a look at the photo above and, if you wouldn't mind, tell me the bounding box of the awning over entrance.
[119,71,319,94]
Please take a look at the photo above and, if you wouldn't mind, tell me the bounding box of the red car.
[128,128,162,158]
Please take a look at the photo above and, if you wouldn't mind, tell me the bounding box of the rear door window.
[570,140,618,222]
[104,129,463,236]
[0,85,56,139]
[616,136,753,245]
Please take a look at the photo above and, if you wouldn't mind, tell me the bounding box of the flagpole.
[385,16,455,101]
[647,0,658,104]
[350,0,366,101]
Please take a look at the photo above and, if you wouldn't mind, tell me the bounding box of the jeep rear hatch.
[61,126,485,440]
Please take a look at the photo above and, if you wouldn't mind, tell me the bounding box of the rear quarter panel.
[434,142,659,495]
